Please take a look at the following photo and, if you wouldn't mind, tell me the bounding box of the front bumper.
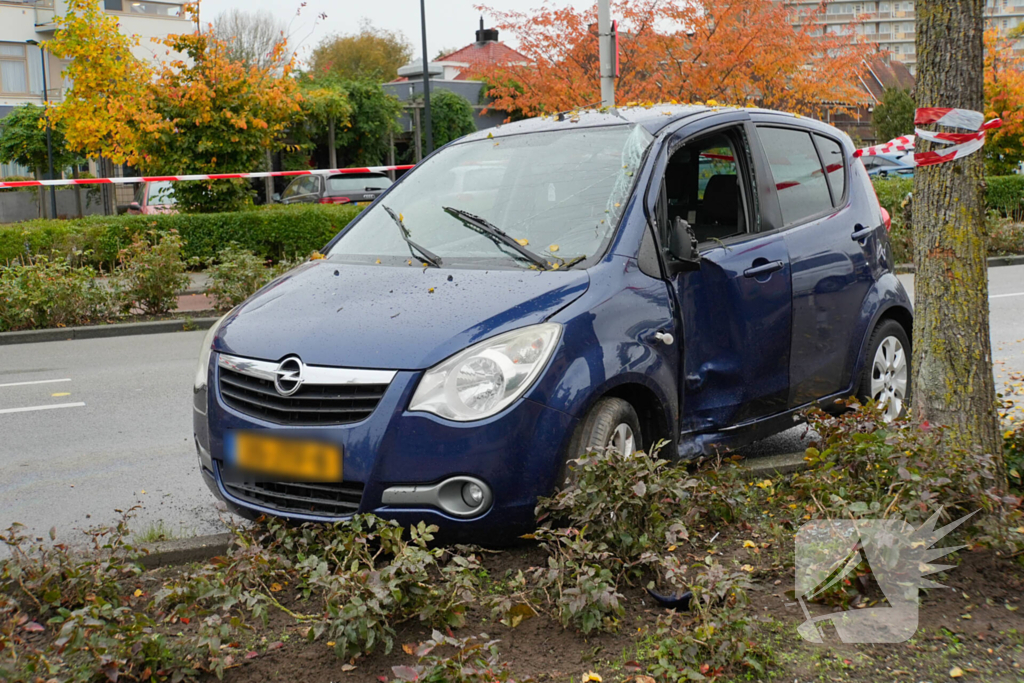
[194,359,578,540]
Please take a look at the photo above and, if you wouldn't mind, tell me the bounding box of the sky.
[197,0,594,66]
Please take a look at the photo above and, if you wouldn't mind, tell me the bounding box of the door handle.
[743,260,784,278]
[851,224,874,241]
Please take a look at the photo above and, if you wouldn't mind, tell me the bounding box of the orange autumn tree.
[984,28,1024,175]
[46,0,303,212]
[475,0,872,117]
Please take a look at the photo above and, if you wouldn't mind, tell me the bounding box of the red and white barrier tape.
[0,165,415,190]
[854,108,1001,167]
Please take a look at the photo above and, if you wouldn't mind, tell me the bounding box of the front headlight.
[194,313,229,392]
[409,323,562,421]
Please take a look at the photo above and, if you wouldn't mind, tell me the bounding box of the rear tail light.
[320,197,351,205]
[881,207,892,232]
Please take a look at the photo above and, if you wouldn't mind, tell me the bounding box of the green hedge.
[0,204,362,268]
[872,174,1024,217]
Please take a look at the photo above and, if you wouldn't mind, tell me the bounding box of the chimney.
[476,17,499,43]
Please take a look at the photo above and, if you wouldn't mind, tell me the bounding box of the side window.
[756,126,833,226]
[663,129,751,243]
[814,134,846,206]
[281,179,302,199]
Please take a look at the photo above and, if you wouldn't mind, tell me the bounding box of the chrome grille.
[217,354,394,427]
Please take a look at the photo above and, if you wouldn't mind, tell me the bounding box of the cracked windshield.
[330,124,653,268]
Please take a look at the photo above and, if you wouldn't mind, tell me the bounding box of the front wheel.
[857,319,911,421]
[558,397,643,486]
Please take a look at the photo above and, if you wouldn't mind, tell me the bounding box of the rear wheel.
[857,319,911,421]
[559,397,642,486]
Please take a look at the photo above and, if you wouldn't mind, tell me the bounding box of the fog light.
[462,482,485,507]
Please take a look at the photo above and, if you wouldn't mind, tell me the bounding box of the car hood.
[215,260,590,370]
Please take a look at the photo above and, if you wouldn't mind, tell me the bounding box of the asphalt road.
[1,265,1021,549]
[0,331,227,552]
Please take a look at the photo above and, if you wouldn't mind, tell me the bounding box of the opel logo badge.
[273,357,304,396]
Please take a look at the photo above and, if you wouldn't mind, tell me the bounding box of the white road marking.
[0,402,85,415]
[0,378,72,388]
[990,291,1024,300]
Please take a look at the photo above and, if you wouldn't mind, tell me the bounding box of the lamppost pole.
[419,0,434,156]
[598,0,615,108]
[27,40,57,219]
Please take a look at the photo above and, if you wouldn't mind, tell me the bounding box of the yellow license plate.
[231,433,342,482]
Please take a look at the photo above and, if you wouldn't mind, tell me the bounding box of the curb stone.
[895,253,1024,274]
[0,316,221,346]
[138,532,235,569]
[741,451,808,477]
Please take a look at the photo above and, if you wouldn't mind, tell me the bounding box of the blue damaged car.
[193,105,913,539]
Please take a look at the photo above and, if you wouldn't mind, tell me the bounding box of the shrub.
[0,204,361,269]
[204,244,297,310]
[114,230,191,315]
[536,447,692,575]
[644,562,770,681]
[871,176,913,216]
[390,633,529,683]
[985,174,1024,219]
[0,255,120,332]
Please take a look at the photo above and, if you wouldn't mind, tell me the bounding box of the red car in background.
[128,181,177,215]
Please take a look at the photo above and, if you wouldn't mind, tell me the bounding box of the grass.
[133,520,191,544]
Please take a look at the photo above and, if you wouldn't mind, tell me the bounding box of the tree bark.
[328,117,337,169]
[913,0,1003,476]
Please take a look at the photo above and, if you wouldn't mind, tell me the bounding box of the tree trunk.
[265,149,274,205]
[72,166,83,218]
[35,168,45,219]
[913,0,1003,478]
[328,117,337,169]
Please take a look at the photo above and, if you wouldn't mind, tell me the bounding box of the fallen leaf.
[741,564,754,572]
[402,643,417,655]
[548,244,559,252]
[582,673,602,683]
[743,540,756,548]
[268,641,284,651]
[341,663,356,671]
[327,641,336,647]
[133,589,143,597]
[950,666,964,678]
[180,617,190,625]
[245,651,259,660]
[140,490,146,495]
[515,238,529,246]
[392,665,419,681]
[633,481,647,497]
[270,583,282,592]
[22,621,44,632]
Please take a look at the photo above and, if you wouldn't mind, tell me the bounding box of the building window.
[0,43,44,95]
[104,0,183,16]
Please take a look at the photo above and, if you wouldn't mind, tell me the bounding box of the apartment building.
[786,0,1024,73]
[0,0,190,176]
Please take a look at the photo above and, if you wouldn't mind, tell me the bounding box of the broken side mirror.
[666,216,701,274]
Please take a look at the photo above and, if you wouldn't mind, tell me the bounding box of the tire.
[558,397,643,486]
[857,319,911,422]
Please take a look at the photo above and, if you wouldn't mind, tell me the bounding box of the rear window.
[146,181,175,205]
[756,126,833,226]
[328,174,392,193]
[814,134,846,205]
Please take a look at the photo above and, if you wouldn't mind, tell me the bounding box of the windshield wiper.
[442,206,550,270]
[381,205,442,268]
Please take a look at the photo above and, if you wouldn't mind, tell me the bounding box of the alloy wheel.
[870,336,908,421]
[607,422,637,457]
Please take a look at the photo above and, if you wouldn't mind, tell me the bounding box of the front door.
[655,124,794,434]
